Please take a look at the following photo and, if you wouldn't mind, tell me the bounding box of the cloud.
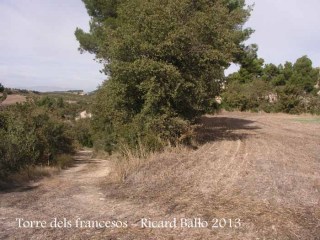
[1,0,319,90]
[245,0,320,67]
[0,0,104,91]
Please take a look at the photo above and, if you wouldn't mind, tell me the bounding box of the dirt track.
[0,112,319,239]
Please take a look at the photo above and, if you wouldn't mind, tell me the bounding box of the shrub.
[0,100,74,179]
[73,118,93,148]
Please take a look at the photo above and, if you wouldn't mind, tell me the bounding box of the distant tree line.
[222,45,320,114]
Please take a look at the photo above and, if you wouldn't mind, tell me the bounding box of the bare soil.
[0,94,26,107]
[0,112,319,239]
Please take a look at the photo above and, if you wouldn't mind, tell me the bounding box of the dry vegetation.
[0,154,74,190]
[103,111,320,239]
[0,112,319,239]
[0,166,60,189]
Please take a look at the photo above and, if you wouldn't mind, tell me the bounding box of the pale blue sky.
[0,0,319,91]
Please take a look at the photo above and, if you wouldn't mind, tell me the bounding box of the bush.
[2,91,7,101]
[274,86,303,114]
[0,100,74,179]
[222,79,270,112]
[73,118,93,148]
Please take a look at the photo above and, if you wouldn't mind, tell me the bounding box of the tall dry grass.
[112,141,149,182]
[111,141,190,183]
[0,154,75,189]
[0,166,60,189]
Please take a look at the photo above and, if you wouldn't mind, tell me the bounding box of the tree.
[76,0,253,151]
[228,44,264,84]
[223,54,320,114]
[289,56,318,93]
[262,63,280,82]
[0,83,4,93]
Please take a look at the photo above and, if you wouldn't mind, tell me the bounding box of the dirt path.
[0,151,113,239]
[1,112,320,239]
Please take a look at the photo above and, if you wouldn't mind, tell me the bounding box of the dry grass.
[91,149,110,159]
[111,142,150,182]
[55,154,75,169]
[101,112,320,239]
[109,141,192,183]
[0,166,59,189]
[0,154,75,189]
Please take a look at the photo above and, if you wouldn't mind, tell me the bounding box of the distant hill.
[16,86,70,92]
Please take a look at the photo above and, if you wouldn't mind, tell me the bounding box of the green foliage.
[229,44,264,84]
[73,119,94,148]
[0,100,74,179]
[289,56,318,93]
[77,0,252,152]
[1,92,7,102]
[224,54,320,114]
[0,83,4,93]
[32,95,94,148]
[262,63,280,82]
[36,96,59,109]
[274,85,303,113]
[222,78,270,111]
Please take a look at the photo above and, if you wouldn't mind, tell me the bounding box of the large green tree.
[76,0,253,152]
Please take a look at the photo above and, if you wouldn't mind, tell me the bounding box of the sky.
[0,0,319,92]
[0,0,105,92]
[244,0,320,66]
